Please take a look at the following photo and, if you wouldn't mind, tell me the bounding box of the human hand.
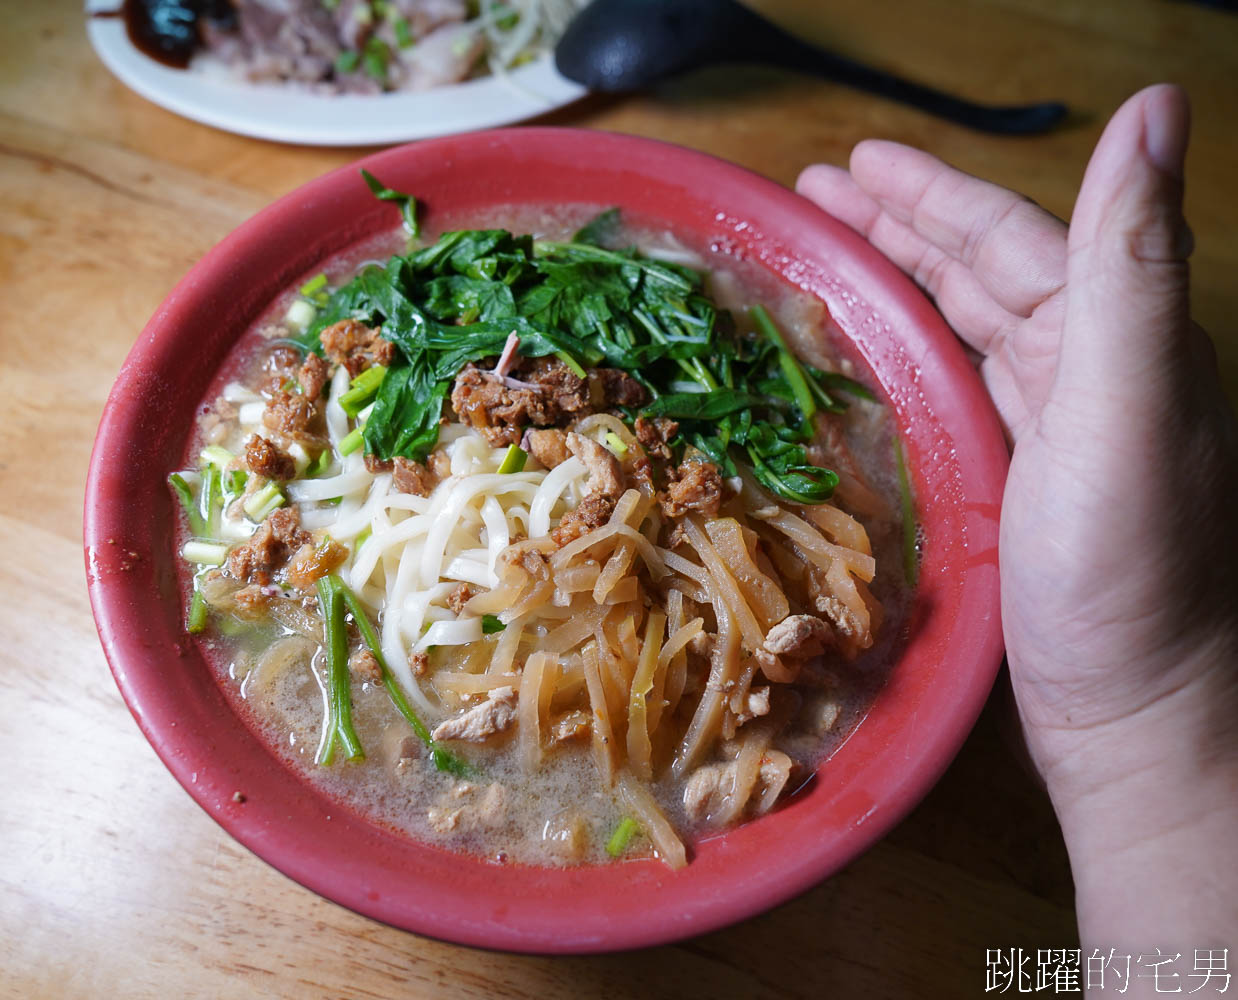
[797,85,1238,952]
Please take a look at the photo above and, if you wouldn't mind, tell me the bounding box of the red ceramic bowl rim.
[84,128,1008,954]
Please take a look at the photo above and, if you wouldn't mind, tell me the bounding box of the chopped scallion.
[187,583,208,633]
[604,431,628,455]
[338,426,365,456]
[299,273,328,297]
[200,445,234,470]
[496,444,527,474]
[243,482,285,522]
[606,816,640,857]
[182,540,229,566]
[285,298,317,332]
[338,364,388,417]
[481,614,505,634]
[168,472,205,536]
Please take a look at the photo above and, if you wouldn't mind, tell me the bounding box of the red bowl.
[84,128,1007,953]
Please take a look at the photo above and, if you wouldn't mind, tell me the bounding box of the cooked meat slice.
[658,460,723,519]
[406,22,485,90]
[815,595,865,641]
[392,456,434,497]
[446,583,475,615]
[297,352,330,401]
[431,686,518,743]
[364,453,393,474]
[285,537,349,591]
[226,507,312,585]
[262,390,325,447]
[634,416,678,460]
[244,434,296,482]
[565,432,624,498]
[526,428,570,469]
[349,648,383,683]
[551,493,617,547]
[763,614,832,657]
[754,750,794,812]
[682,763,730,821]
[591,367,647,407]
[735,686,771,726]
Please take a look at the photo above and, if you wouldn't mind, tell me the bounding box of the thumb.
[1056,84,1193,399]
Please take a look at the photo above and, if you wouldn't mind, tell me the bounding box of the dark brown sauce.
[110,0,237,69]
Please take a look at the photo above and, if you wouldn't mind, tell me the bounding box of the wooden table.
[3,2,1235,996]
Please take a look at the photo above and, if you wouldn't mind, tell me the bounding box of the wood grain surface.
[2,2,1235,997]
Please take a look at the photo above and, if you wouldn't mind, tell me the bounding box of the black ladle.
[555,0,1068,135]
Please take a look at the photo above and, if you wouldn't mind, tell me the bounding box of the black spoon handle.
[744,17,1067,135]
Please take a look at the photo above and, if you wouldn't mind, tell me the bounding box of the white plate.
[85,10,588,146]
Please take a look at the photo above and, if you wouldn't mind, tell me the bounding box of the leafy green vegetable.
[572,207,621,247]
[298,178,853,503]
[481,614,506,634]
[360,169,419,238]
[329,574,473,777]
[315,576,365,765]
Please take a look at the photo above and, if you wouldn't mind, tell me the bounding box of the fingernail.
[1143,87,1189,179]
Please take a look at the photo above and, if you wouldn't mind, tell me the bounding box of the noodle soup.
[172,197,913,868]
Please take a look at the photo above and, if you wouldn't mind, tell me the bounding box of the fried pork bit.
[590,367,648,408]
[409,650,430,677]
[392,456,434,497]
[297,352,330,401]
[319,319,395,377]
[348,648,383,684]
[526,428,570,469]
[431,686,519,743]
[519,357,592,416]
[285,537,349,591]
[551,493,617,547]
[658,460,723,519]
[262,390,325,447]
[565,432,624,498]
[634,416,678,460]
[244,434,296,482]
[226,507,312,585]
[446,583,475,615]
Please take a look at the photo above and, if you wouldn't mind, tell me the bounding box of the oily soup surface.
[186,205,912,867]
